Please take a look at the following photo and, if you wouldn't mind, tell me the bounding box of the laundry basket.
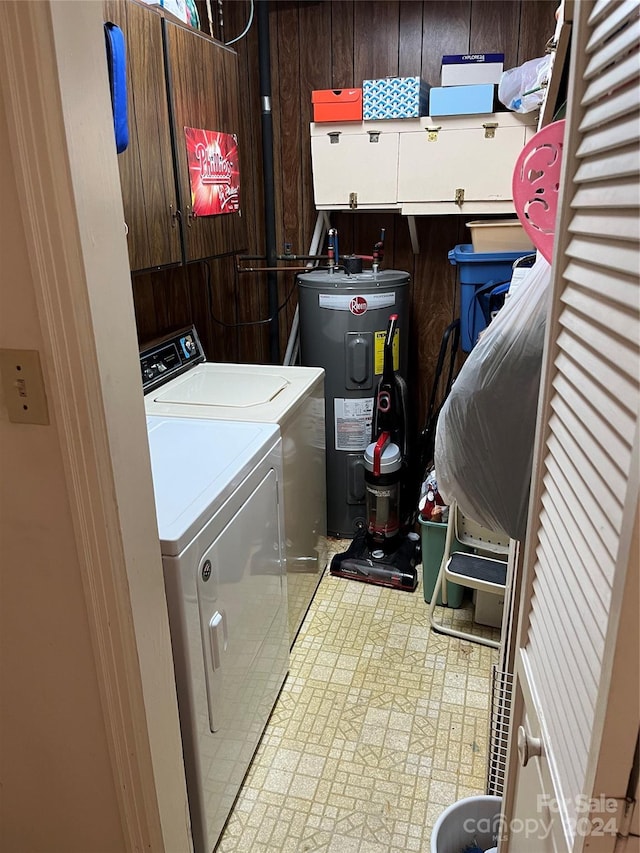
[430,795,501,853]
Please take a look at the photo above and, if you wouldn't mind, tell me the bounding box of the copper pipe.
[236,265,313,273]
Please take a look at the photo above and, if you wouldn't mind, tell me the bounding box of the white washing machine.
[146,415,288,853]
[141,326,327,644]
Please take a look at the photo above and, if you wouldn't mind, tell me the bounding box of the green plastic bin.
[419,517,464,608]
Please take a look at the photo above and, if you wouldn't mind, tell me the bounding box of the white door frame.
[0,2,191,850]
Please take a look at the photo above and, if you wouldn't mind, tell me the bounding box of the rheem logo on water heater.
[349,296,368,315]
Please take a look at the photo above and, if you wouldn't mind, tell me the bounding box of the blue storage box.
[363,76,430,120]
[448,244,531,351]
[429,83,496,117]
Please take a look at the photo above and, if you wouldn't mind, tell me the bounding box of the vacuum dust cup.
[364,433,402,544]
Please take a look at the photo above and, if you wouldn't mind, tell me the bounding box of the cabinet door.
[398,123,527,204]
[311,129,400,209]
[164,21,246,262]
[103,0,181,272]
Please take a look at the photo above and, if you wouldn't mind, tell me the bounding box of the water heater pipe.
[257,0,279,363]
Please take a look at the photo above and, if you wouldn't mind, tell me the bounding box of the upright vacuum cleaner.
[330,314,420,591]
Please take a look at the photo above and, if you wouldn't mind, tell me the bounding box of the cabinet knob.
[170,204,181,228]
[517,725,543,766]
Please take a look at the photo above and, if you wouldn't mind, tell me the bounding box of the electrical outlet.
[0,349,50,425]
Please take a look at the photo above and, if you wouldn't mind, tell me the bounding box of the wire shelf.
[486,666,514,797]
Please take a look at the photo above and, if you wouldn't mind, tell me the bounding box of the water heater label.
[334,397,374,451]
[374,329,400,375]
[318,292,396,312]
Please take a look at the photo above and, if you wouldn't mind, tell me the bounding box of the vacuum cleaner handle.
[385,313,398,356]
[373,315,400,441]
[372,431,391,477]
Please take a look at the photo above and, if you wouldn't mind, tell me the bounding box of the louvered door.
[502,2,640,852]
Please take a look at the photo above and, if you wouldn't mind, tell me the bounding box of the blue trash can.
[448,244,531,351]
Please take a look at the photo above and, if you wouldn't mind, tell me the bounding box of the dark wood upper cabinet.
[104,0,181,272]
[163,19,246,263]
[103,0,245,272]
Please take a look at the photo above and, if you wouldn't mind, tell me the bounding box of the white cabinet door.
[311,123,401,208]
[398,121,530,204]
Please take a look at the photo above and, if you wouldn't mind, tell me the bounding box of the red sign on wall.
[184,127,240,216]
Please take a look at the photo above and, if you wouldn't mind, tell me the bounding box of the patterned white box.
[362,76,430,120]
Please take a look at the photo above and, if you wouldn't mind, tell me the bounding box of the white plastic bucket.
[430,795,502,853]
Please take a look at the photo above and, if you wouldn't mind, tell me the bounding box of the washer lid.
[146,416,280,555]
[153,368,288,407]
[145,362,324,424]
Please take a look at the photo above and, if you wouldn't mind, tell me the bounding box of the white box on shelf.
[474,590,504,629]
[441,53,505,86]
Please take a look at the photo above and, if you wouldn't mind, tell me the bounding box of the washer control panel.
[139,326,205,393]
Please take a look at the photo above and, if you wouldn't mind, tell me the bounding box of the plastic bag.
[418,467,448,524]
[498,55,552,113]
[434,254,551,541]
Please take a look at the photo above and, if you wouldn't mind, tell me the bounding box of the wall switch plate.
[0,349,50,425]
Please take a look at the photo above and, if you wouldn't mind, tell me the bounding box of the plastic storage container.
[448,243,531,351]
[465,219,534,253]
[418,517,464,608]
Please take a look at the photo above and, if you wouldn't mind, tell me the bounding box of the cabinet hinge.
[570,796,635,842]
[426,126,441,141]
[170,203,181,228]
[349,192,358,209]
[615,797,637,839]
[367,130,380,143]
[328,131,341,144]
[455,188,465,206]
[483,122,498,139]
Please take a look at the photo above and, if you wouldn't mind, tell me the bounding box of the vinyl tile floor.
[217,540,500,853]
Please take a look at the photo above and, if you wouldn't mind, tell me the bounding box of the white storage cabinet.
[310,112,536,215]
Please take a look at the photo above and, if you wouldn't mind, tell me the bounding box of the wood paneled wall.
[133,0,555,427]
